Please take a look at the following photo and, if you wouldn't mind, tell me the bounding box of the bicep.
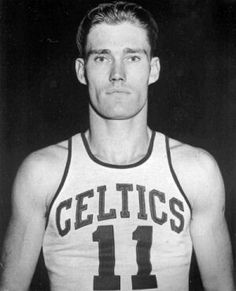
[191,208,233,290]
[1,156,48,291]
[1,213,46,290]
[190,154,234,290]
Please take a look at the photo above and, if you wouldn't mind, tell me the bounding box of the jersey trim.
[81,131,156,169]
[45,138,72,228]
[165,136,192,214]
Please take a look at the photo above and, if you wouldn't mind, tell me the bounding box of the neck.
[86,106,152,165]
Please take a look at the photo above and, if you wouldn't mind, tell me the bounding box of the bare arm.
[0,153,51,291]
[189,151,235,291]
[170,140,235,291]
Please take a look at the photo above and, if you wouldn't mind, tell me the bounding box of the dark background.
[0,0,235,290]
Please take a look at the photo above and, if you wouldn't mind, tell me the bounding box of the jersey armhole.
[45,137,72,228]
[165,136,192,214]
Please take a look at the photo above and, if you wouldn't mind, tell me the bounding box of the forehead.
[86,22,151,54]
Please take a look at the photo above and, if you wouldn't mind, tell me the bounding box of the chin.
[103,110,141,120]
[90,101,145,120]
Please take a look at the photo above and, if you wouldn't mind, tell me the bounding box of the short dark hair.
[76,1,159,58]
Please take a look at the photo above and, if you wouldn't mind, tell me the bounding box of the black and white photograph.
[0,0,235,290]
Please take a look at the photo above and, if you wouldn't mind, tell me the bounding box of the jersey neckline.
[81,130,156,169]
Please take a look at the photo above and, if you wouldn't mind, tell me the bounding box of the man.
[0,1,235,291]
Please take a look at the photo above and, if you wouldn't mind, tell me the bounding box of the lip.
[106,89,130,94]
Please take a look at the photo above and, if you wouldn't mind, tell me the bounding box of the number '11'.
[93,225,157,290]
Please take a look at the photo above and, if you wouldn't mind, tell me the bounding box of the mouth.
[106,89,130,95]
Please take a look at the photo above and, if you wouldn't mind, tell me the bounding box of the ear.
[148,57,160,85]
[75,58,87,85]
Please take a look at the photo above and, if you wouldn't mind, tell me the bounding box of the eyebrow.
[123,48,148,55]
[86,48,148,58]
[86,49,111,57]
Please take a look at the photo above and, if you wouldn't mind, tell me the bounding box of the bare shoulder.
[168,136,224,209]
[13,139,70,212]
[168,137,218,172]
[22,139,69,174]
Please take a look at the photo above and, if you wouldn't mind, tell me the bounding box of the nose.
[109,60,126,83]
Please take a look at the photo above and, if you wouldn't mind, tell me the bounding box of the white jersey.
[43,131,192,291]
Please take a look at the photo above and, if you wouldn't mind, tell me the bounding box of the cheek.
[130,74,150,93]
[86,63,109,80]
[87,76,107,101]
[86,69,103,86]
[129,65,151,83]
[86,70,109,92]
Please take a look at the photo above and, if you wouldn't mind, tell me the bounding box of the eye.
[94,56,110,63]
[127,55,141,62]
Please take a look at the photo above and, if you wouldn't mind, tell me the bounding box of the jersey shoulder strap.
[165,136,192,213]
[45,137,72,227]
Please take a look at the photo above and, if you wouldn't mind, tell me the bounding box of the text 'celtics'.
[55,183,186,236]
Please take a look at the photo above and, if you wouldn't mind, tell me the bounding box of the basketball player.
[0,2,235,291]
